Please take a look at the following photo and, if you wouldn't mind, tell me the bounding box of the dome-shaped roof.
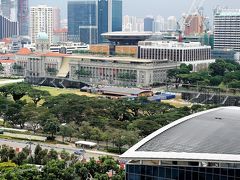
[36,32,48,40]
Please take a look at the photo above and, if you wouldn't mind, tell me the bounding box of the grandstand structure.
[181,88,240,106]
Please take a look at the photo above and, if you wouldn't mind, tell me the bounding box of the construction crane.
[177,0,207,42]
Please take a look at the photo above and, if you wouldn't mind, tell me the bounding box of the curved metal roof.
[121,107,240,162]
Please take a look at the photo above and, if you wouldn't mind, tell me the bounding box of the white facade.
[153,16,165,32]
[123,15,144,32]
[167,16,177,31]
[138,41,215,71]
[30,5,53,43]
[214,8,240,52]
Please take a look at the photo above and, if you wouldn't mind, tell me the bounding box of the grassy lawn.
[20,86,99,104]
[34,86,98,97]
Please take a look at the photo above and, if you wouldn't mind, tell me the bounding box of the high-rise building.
[17,0,29,36]
[167,16,177,31]
[10,0,18,21]
[1,0,11,19]
[53,7,61,31]
[184,15,204,36]
[111,0,122,32]
[68,0,122,44]
[144,16,154,32]
[153,16,165,32]
[0,14,18,39]
[214,8,240,52]
[123,15,144,32]
[30,5,53,43]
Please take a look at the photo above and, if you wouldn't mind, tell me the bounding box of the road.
[0,138,119,160]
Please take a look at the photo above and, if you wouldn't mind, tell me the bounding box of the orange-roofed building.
[16,48,32,55]
[15,47,66,78]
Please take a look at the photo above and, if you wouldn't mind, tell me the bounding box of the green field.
[34,86,98,97]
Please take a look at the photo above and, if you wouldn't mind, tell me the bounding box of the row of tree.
[167,60,240,89]
[0,82,213,153]
[0,144,124,180]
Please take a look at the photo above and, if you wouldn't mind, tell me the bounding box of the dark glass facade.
[0,15,19,39]
[112,0,122,32]
[126,164,240,180]
[68,0,122,43]
[98,0,108,43]
[68,1,97,43]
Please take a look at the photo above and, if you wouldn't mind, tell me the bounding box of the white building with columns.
[138,41,215,71]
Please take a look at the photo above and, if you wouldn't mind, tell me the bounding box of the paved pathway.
[0,79,24,85]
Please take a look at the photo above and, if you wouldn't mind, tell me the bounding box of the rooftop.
[16,48,32,55]
[215,9,240,16]
[69,54,154,63]
[101,31,152,45]
[98,86,153,96]
[121,107,240,162]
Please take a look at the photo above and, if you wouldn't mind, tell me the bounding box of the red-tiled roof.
[16,48,32,55]
[0,60,16,63]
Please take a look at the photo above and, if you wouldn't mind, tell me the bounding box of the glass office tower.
[68,0,122,44]
[97,0,108,43]
[112,0,122,32]
[68,1,97,43]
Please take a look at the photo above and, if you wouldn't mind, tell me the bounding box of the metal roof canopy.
[121,107,240,162]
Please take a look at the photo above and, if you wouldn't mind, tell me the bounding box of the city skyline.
[29,0,239,19]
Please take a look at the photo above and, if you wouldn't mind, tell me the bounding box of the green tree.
[13,151,28,165]
[59,124,75,142]
[42,116,60,139]
[48,149,58,161]
[90,127,103,146]
[78,122,93,141]
[41,160,67,180]
[21,104,49,133]
[4,100,26,128]
[128,119,160,137]
[60,150,70,161]
[111,129,128,153]
[28,89,50,105]
[0,82,32,101]
[34,144,48,165]
[209,60,226,76]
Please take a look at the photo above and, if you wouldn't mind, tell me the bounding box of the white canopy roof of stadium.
[121,107,240,163]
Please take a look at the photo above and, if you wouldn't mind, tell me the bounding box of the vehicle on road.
[74,149,86,155]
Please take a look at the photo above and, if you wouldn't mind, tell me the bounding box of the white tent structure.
[75,141,97,149]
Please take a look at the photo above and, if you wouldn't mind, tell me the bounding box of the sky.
[30,0,239,20]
